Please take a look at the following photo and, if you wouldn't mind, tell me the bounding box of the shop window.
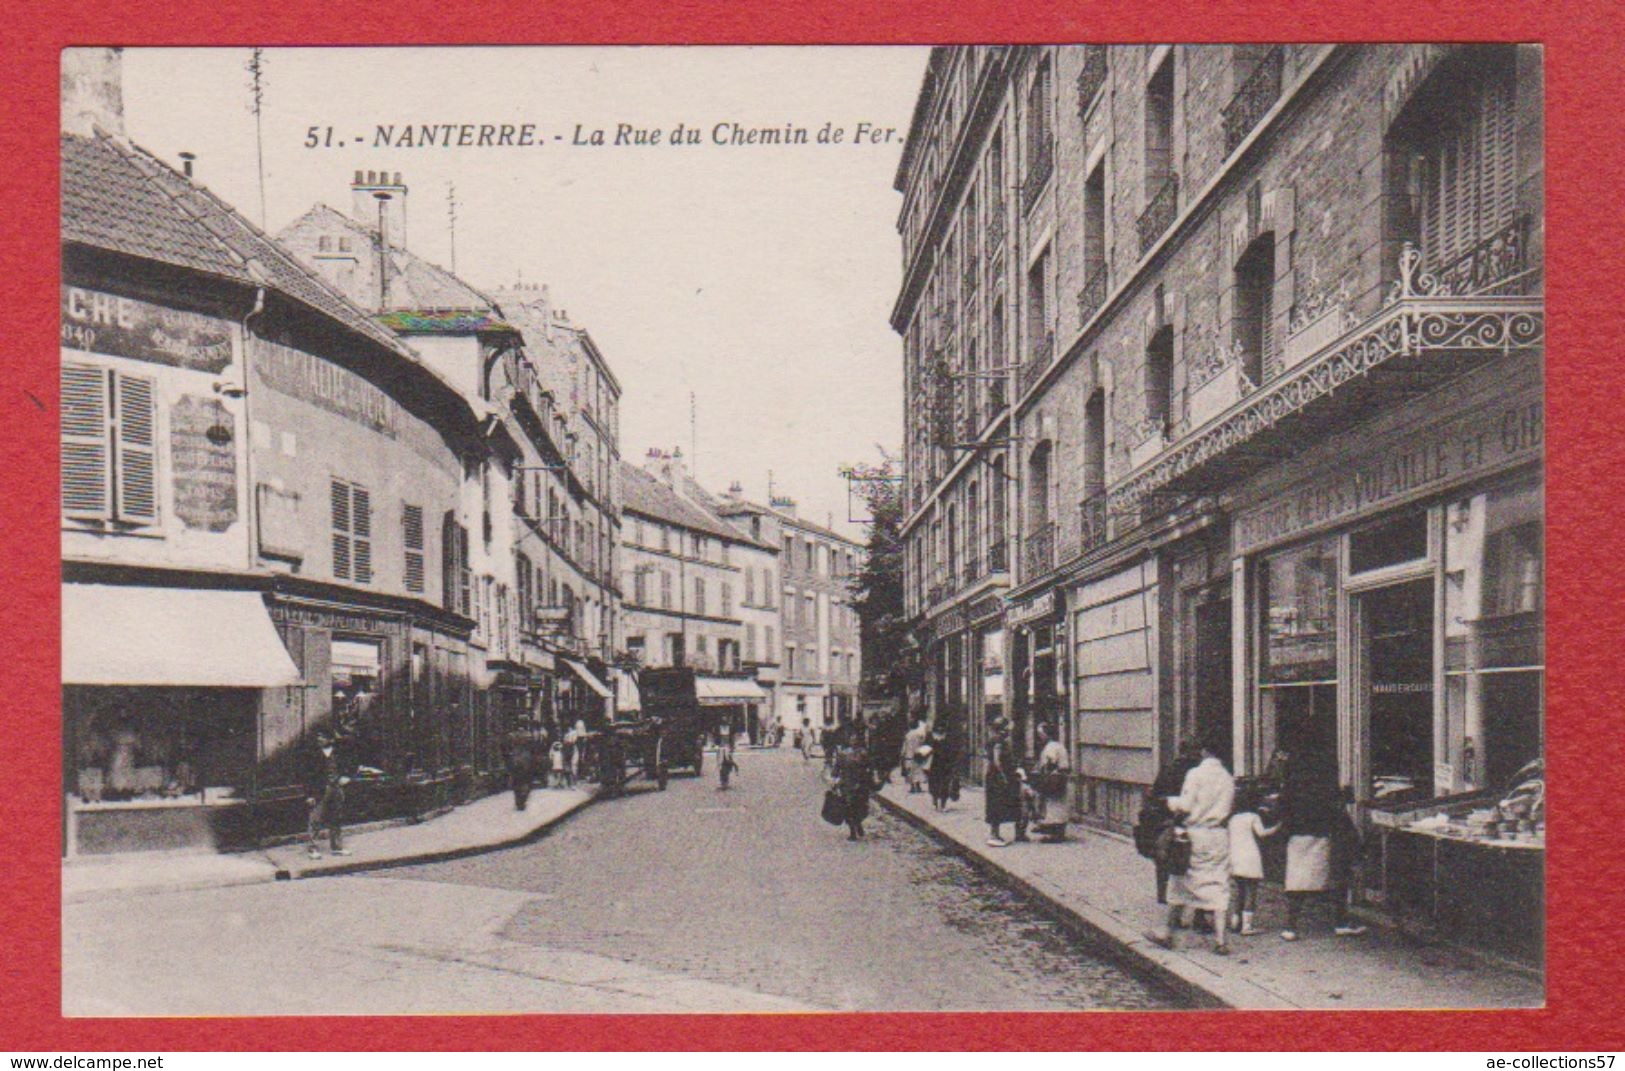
[1259,538,1338,685]
[61,363,158,525]
[1444,483,1543,792]
[1361,578,1436,800]
[331,637,384,772]
[1350,508,1430,574]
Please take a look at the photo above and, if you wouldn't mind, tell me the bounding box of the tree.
[839,451,917,705]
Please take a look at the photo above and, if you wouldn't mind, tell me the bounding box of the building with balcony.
[898,40,1544,899]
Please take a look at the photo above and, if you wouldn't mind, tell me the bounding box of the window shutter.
[403,504,425,593]
[442,510,458,612]
[331,480,352,580]
[351,484,372,583]
[458,522,472,617]
[61,364,110,518]
[113,373,158,523]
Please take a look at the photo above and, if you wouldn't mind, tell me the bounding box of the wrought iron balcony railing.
[1222,47,1284,154]
[1109,240,1544,518]
[1076,46,1108,118]
[963,556,982,588]
[1021,139,1055,214]
[1137,174,1179,256]
[1079,495,1109,554]
[1426,215,1536,298]
[1019,331,1055,396]
[1024,521,1057,580]
[1077,265,1108,325]
[988,540,1009,574]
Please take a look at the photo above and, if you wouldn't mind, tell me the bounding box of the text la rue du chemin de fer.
[305,120,902,151]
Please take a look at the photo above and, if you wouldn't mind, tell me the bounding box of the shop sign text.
[253,338,400,437]
[61,286,234,373]
[1236,394,1542,554]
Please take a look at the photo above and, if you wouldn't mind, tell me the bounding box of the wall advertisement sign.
[61,285,234,373]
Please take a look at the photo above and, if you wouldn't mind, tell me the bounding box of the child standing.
[1228,787,1280,936]
[549,739,567,788]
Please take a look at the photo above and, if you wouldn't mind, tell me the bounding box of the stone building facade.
[896,46,1544,846]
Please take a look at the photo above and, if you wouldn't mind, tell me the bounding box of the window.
[1350,509,1430,575]
[661,524,671,552]
[1258,538,1339,768]
[660,570,672,609]
[1082,162,1107,305]
[764,569,775,608]
[403,504,425,593]
[1145,52,1175,194]
[1023,57,1054,202]
[1234,231,1277,386]
[442,511,471,616]
[805,593,817,629]
[633,567,648,606]
[786,588,798,624]
[1145,323,1174,436]
[695,577,707,616]
[766,626,776,659]
[786,645,797,676]
[61,363,158,524]
[1082,388,1107,499]
[804,539,815,571]
[1027,249,1050,358]
[635,518,645,546]
[722,582,733,617]
[783,533,795,560]
[331,479,372,583]
[745,623,757,662]
[744,567,755,606]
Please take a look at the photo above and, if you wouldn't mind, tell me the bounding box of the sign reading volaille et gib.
[1235,389,1543,555]
[61,285,234,373]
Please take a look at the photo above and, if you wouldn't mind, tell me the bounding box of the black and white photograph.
[59,43,1544,1016]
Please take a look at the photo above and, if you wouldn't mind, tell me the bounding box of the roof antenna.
[245,48,268,227]
[447,180,459,275]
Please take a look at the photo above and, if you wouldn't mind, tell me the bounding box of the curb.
[273,787,604,881]
[872,789,1294,1011]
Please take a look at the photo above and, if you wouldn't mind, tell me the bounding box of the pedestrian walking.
[798,718,814,761]
[504,726,535,811]
[718,733,738,790]
[304,730,351,860]
[901,717,929,794]
[833,732,873,841]
[1279,749,1367,941]
[1146,733,1235,955]
[1137,739,1204,909]
[984,718,1026,846]
[1227,784,1280,936]
[925,722,957,811]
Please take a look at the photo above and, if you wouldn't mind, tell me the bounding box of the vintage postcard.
[57,43,1545,1019]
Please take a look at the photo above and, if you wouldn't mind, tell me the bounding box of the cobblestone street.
[64,750,1182,1014]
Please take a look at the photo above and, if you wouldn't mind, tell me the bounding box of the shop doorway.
[1190,591,1233,760]
[1356,577,1436,803]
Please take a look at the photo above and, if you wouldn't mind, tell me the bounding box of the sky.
[119,46,927,541]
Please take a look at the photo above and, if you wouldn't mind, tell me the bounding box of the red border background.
[4,0,1623,1051]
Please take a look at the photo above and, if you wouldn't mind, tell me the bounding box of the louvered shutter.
[457,522,472,617]
[61,364,111,519]
[403,504,425,593]
[113,373,158,523]
[331,479,352,580]
[443,510,458,612]
[351,485,372,583]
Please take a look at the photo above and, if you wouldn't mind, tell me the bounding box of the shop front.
[62,583,303,855]
[1232,358,1543,959]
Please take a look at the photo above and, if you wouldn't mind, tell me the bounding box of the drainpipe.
[240,285,266,803]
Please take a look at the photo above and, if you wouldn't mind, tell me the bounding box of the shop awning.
[63,584,301,687]
[696,676,769,703]
[564,658,612,699]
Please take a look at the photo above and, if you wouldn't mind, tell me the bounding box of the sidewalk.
[875,782,1543,1010]
[63,785,596,903]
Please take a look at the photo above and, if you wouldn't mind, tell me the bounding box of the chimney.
[61,48,125,137]
[726,481,744,500]
[372,191,394,309]
[178,152,195,178]
[351,169,409,248]
[770,495,798,518]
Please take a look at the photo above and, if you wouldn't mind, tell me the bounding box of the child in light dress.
[1228,786,1281,936]
[548,740,567,788]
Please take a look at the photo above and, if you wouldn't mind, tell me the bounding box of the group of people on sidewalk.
[503,720,593,812]
[1137,732,1368,956]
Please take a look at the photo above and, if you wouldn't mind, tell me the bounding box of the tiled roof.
[378,309,517,334]
[282,203,497,313]
[620,462,755,545]
[61,132,420,362]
